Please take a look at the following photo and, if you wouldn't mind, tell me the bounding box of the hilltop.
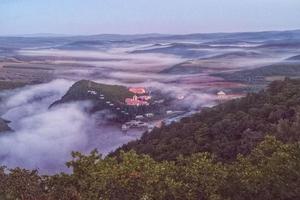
[51,80,133,106]
[50,80,134,121]
[50,80,161,122]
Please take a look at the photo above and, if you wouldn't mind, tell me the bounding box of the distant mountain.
[2,29,300,50]
[257,39,300,49]
[131,43,210,58]
[203,51,264,59]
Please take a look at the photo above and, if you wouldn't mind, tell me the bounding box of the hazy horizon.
[1,28,300,38]
[1,0,300,36]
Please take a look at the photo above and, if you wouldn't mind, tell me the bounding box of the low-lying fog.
[0,80,142,173]
[1,32,300,173]
[0,78,218,174]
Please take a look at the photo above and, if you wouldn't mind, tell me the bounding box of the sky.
[0,0,300,35]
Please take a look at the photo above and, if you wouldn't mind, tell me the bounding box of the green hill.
[51,80,133,106]
[50,80,159,122]
[114,78,300,161]
[50,80,134,121]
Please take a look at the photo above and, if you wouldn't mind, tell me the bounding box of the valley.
[0,30,300,173]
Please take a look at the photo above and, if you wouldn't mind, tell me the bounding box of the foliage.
[114,78,300,161]
[0,136,299,199]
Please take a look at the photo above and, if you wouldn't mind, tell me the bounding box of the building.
[217,91,227,100]
[135,115,144,120]
[125,98,149,106]
[87,90,97,95]
[138,95,152,101]
[217,91,226,96]
[133,95,138,100]
[121,124,128,132]
[145,113,154,118]
[177,95,185,100]
[166,110,173,114]
[129,87,146,94]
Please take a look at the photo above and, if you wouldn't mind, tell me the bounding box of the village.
[86,84,235,134]
[121,88,235,133]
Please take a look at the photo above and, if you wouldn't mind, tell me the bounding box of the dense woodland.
[0,78,300,199]
[115,78,300,161]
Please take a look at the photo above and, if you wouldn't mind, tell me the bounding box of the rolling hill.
[286,55,300,60]
[213,62,300,84]
[159,61,206,74]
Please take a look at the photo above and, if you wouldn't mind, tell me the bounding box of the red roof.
[129,87,146,94]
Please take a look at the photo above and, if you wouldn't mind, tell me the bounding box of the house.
[217,91,226,96]
[217,91,227,99]
[138,95,152,101]
[154,99,164,104]
[177,95,185,100]
[129,87,146,94]
[125,98,149,106]
[121,124,128,132]
[135,115,144,120]
[87,90,97,95]
[133,95,138,100]
[166,110,173,114]
[145,113,154,118]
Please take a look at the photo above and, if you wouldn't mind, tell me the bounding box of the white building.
[87,90,97,95]
[145,113,154,118]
